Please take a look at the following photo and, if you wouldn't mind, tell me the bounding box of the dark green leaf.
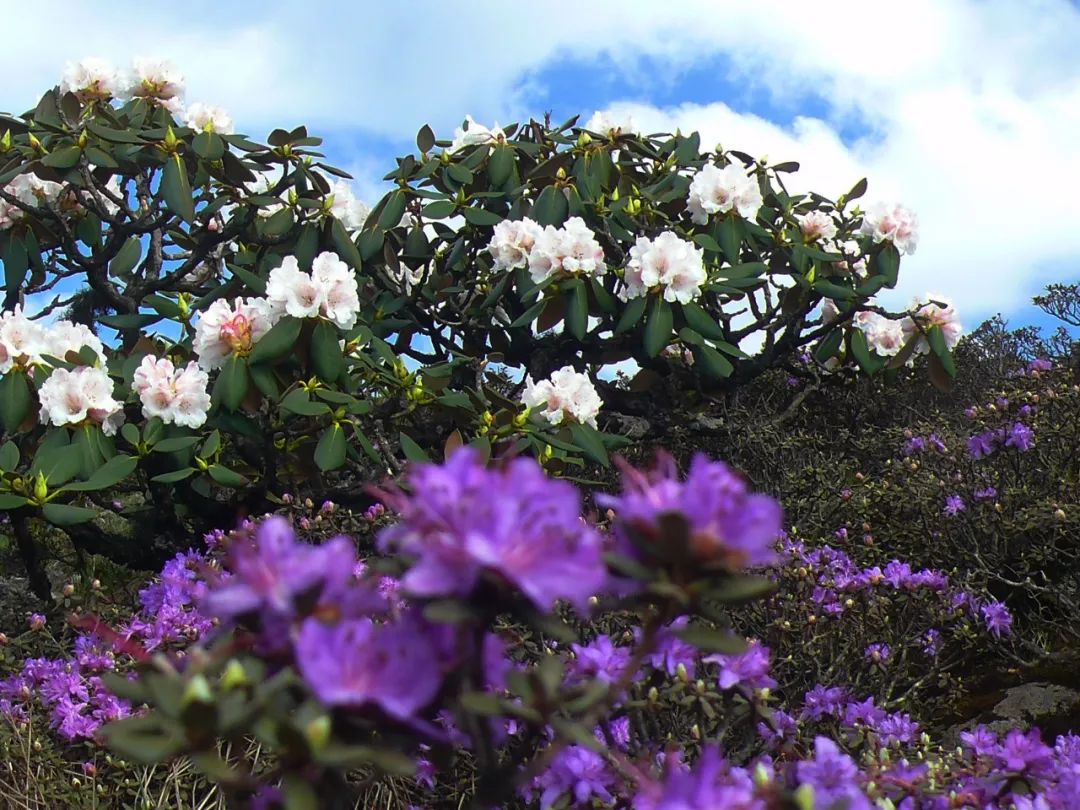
[378,190,407,230]
[568,422,609,467]
[191,131,225,160]
[680,301,726,341]
[488,145,514,186]
[644,296,673,358]
[0,441,18,472]
[462,206,502,227]
[718,216,742,263]
[692,343,735,379]
[531,184,568,227]
[215,355,249,411]
[150,468,197,483]
[151,435,202,453]
[614,296,647,335]
[311,320,344,382]
[63,454,137,492]
[207,464,249,487]
[161,153,195,222]
[566,279,588,340]
[109,238,142,278]
[42,145,82,169]
[848,328,879,375]
[42,503,98,526]
[314,424,346,471]
[399,432,431,463]
[249,316,302,365]
[330,218,363,269]
[676,625,748,655]
[0,371,31,433]
[421,200,457,219]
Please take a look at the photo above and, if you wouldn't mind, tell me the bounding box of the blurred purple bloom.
[944,495,966,516]
[967,431,998,459]
[295,614,441,721]
[1004,422,1034,452]
[973,486,998,501]
[864,643,891,664]
[706,642,776,691]
[378,450,606,612]
[796,737,872,809]
[568,635,633,685]
[981,601,1013,637]
[599,452,782,570]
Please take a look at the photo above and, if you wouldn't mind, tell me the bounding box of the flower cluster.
[797,210,839,243]
[687,160,763,224]
[486,218,545,272]
[38,366,123,435]
[0,306,103,373]
[620,231,707,304]
[583,111,640,138]
[967,421,1036,458]
[132,355,211,428]
[265,252,360,330]
[859,201,919,254]
[600,452,783,569]
[377,449,607,611]
[0,172,65,230]
[192,296,278,369]
[521,366,603,428]
[903,293,963,352]
[528,217,606,284]
[449,115,506,153]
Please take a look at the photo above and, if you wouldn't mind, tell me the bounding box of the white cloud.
[4,0,1080,325]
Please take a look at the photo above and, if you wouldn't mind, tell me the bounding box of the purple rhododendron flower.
[295,614,441,721]
[377,450,606,612]
[1004,421,1035,452]
[633,747,761,810]
[967,430,998,459]
[706,642,776,691]
[944,495,966,516]
[568,635,633,685]
[599,452,782,570]
[532,745,617,810]
[796,737,872,809]
[981,601,1014,637]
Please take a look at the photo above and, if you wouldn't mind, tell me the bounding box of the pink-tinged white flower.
[486,217,544,272]
[522,366,602,428]
[125,58,185,107]
[0,307,45,373]
[0,172,65,230]
[584,111,639,138]
[193,297,278,369]
[184,102,234,135]
[859,202,919,255]
[328,180,371,233]
[797,211,838,243]
[46,321,105,364]
[687,161,763,224]
[621,231,706,304]
[266,253,360,330]
[527,217,605,284]
[60,58,121,102]
[856,310,906,357]
[902,293,962,354]
[311,252,360,330]
[133,355,211,428]
[831,238,868,275]
[38,366,123,434]
[449,116,504,153]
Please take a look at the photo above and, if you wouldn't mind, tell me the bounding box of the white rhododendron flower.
[133,356,211,428]
[60,58,120,102]
[46,322,105,364]
[328,181,371,233]
[0,172,64,230]
[859,202,919,255]
[38,366,123,434]
[266,252,360,330]
[527,217,605,284]
[184,102,235,135]
[584,111,639,137]
[449,116,505,153]
[521,366,602,428]
[0,307,45,373]
[797,211,838,243]
[126,58,185,109]
[902,293,962,354]
[621,231,706,304]
[687,161,763,224]
[193,297,279,369]
[853,309,906,358]
[486,217,544,272]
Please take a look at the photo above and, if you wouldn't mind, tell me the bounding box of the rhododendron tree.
[0,60,957,596]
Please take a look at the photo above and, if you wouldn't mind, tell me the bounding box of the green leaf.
[675,624,748,655]
[680,302,726,341]
[0,372,31,433]
[416,124,436,153]
[718,216,742,263]
[314,424,347,471]
[311,320,344,382]
[215,355,250,411]
[814,279,856,301]
[0,441,18,472]
[568,423,609,467]
[692,343,735,380]
[399,432,431,463]
[151,435,202,453]
[42,145,82,169]
[248,316,302,365]
[692,233,722,253]
[191,131,225,160]
[207,464,249,487]
[63,454,137,492]
[566,279,588,340]
[280,389,331,417]
[109,238,142,279]
[72,425,106,480]
[615,296,647,335]
[531,184,568,227]
[281,775,318,810]
[0,493,28,509]
[150,468,197,483]
[848,328,879,375]
[421,200,456,219]
[926,325,956,377]
[161,153,195,223]
[845,177,868,203]
[330,218,363,269]
[872,243,900,286]
[643,296,673,358]
[41,503,98,526]
[462,206,503,227]
[259,207,295,237]
[378,190,408,229]
[708,574,777,605]
[814,329,844,363]
[488,145,514,186]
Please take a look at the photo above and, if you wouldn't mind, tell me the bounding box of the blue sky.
[4,0,1080,339]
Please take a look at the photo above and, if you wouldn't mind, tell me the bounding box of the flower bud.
[676,663,689,683]
[33,472,48,504]
[1054,508,1067,522]
[62,583,75,597]
[91,579,101,590]
[220,659,248,690]
[181,674,213,707]
[29,614,46,631]
[304,714,332,752]
[0,130,11,153]
[647,686,659,704]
